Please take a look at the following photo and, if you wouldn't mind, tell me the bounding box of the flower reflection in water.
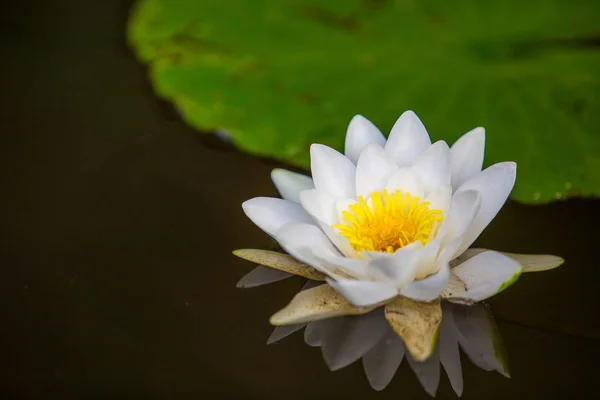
[264,281,508,396]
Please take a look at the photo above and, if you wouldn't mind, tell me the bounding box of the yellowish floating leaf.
[270,284,376,326]
[501,252,565,272]
[233,249,326,280]
[384,297,442,362]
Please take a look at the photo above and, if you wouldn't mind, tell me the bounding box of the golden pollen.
[334,190,443,254]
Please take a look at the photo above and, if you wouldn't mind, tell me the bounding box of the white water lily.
[242,111,563,308]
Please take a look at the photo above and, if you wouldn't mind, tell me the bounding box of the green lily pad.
[127,0,600,203]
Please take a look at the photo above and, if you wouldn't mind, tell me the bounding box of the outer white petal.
[344,115,387,164]
[242,197,314,237]
[236,266,293,288]
[275,223,339,273]
[400,263,450,301]
[385,167,424,198]
[310,144,356,198]
[449,127,485,191]
[384,111,432,167]
[270,168,314,203]
[326,278,398,307]
[449,251,523,302]
[454,162,517,257]
[355,144,398,199]
[299,189,337,225]
[411,140,451,195]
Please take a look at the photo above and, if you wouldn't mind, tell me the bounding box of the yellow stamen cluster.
[334,190,443,253]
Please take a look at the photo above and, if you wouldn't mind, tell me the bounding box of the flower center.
[334,190,443,254]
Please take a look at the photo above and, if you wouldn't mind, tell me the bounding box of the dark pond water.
[1,0,599,398]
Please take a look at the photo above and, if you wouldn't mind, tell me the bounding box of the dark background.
[1,1,599,398]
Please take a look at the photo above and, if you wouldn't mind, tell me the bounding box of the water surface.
[1,0,599,398]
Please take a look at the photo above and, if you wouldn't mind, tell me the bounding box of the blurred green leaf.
[127,0,600,203]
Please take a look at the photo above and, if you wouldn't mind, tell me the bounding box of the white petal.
[364,241,422,286]
[236,266,293,288]
[424,184,452,217]
[326,278,398,307]
[242,197,314,237]
[299,189,336,225]
[267,323,306,344]
[321,310,388,371]
[319,222,358,258]
[335,197,357,219]
[406,341,441,397]
[454,162,517,257]
[412,236,443,279]
[275,223,338,273]
[400,263,449,301]
[270,168,314,203]
[310,144,356,198]
[355,144,398,199]
[449,251,523,302]
[385,111,432,167]
[450,127,485,191]
[362,329,405,391]
[440,303,463,397]
[385,167,424,198]
[314,248,368,279]
[437,189,481,262]
[411,140,451,195]
[344,115,387,164]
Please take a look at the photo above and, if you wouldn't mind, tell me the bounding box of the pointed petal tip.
[523,255,565,272]
[309,142,328,155]
[232,248,254,259]
[270,167,283,176]
[349,114,367,123]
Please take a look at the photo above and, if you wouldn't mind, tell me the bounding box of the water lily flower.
[237,111,563,361]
